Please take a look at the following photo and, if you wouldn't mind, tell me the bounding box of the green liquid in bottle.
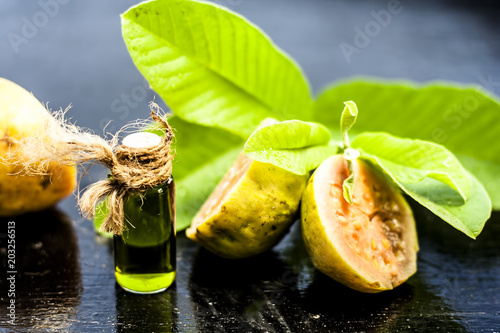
[114,177,176,294]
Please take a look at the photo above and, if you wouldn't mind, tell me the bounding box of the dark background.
[1,0,500,332]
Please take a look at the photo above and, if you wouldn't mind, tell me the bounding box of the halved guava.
[186,153,308,259]
[301,155,418,293]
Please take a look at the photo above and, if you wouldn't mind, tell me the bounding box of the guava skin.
[187,160,308,259]
[0,78,76,216]
[301,155,418,293]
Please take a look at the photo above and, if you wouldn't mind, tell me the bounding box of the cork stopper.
[122,132,162,149]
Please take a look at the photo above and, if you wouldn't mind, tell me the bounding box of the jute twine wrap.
[80,109,174,235]
[12,102,174,235]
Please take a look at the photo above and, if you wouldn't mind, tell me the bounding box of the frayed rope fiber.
[12,102,174,235]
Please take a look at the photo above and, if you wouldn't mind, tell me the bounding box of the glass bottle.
[113,132,176,294]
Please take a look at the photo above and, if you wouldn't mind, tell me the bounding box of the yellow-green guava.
[187,153,308,259]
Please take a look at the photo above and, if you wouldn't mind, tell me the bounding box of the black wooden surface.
[1,0,500,332]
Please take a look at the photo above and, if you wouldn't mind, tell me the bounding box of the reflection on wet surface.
[411,205,500,331]
[186,221,470,332]
[1,203,499,332]
[115,283,178,333]
[0,209,82,332]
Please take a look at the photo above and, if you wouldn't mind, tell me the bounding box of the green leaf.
[170,117,243,231]
[341,147,360,205]
[122,0,312,138]
[244,120,338,175]
[395,173,490,239]
[458,155,500,210]
[340,100,358,148]
[94,199,113,238]
[314,77,500,208]
[342,173,355,205]
[356,149,491,238]
[175,147,242,231]
[148,116,244,231]
[352,132,471,202]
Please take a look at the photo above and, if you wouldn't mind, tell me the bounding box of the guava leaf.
[174,147,242,231]
[355,141,491,238]
[401,174,491,239]
[341,147,361,204]
[338,100,360,203]
[340,100,358,148]
[458,154,500,209]
[375,166,490,239]
[314,78,500,209]
[352,132,471,202]
[148,116,244,231]
[342,173,355,205]
[122,0,312,139]
[94,199,113,238]
[244,120,338,175]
